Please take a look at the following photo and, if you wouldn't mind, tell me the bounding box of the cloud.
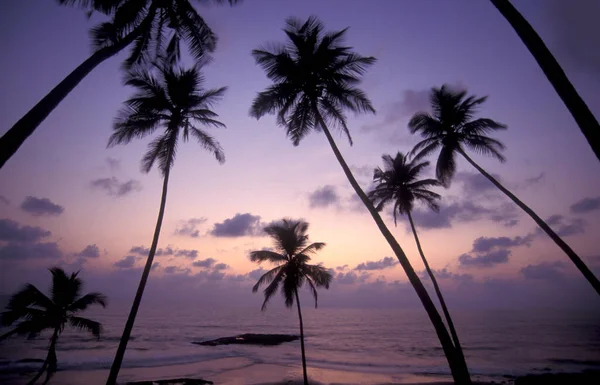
[174,218,206,238]
[471,235,533,253]
[0,219,51,242]
[409,201,519,230]
[90,177,142,197]
[113,255,137,269]
[355,256,398,271]
[106,157,120,172]
[192,258,216,268]
[361,89,431,132]
[74,244,100,259]
[541,215,586,237]
[336,271,371,284]
[308,185,339,209]
[20,196,64,217]
[419,268,473,282]
[524,173,545,186]
[454,172,500,198]
[336,265,349,271]
[521,261,567,281]
[210,213,265,237]
[214,263,229,270]
[570,196,600,214]
[247,267,266,281]
[350,165,374,179]
[0,195,9,205]
[0,241,63,260]
[164,265,191,274]
[174,249,198,260]
[129,246,150,255]
[458,249,511,268]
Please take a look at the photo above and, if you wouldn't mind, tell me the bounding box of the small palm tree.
[250,219,332,385]
[250,17,471,383]
[0,267,106,385]
[105,61,227,384]
[368,152,468,368]
[408,85,600,296]
[490,0,600,162]
[0,0,240,169]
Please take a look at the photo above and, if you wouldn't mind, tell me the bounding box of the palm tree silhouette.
[490,0,600,163]
[0,267,106,385]
[250,219,332,385]
[368,152,468,369]
[105,61,227,385]
[0,0,240,169]
[250,16,471,384]
[408,85,600,296]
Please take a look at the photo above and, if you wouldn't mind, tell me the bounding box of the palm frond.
[297,242,326,256]
[68,293,107,312]
[305,276,319,308]
[252,265,285,292]
[50,268,81,308]
[141,132,175,174]
[188,127,225,164]
[176,1,217,61]
[4,284,54,314]
[436,144,458,187]
[303,264,333,288]
[260,267,286,311]
[249,250,288,264]
[69,316,102,338]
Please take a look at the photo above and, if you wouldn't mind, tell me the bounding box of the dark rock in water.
[193,333,299,346]
[515,371,600,385]
[126,378,212,385]
[16,358,45,364]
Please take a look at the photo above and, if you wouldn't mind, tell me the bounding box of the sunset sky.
[1,0,599,310]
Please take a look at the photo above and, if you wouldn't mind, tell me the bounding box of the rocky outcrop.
[193,333,299,346]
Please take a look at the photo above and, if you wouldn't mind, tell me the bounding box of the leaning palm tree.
[368,152,468,368]
[490,0,600,163]
[250,16,471,384]
[0,0,240,169]
[408,85,600,296]
[0,267,106,385]
[250,219,332,385]
[105,61,227,384]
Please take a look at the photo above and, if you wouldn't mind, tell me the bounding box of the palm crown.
[408,85,507,186]
[108,61,226,175]
[250,16,376,145]
[60,0,240,69]
[1,268,107,340]
[368,152,442,225]
[250,219,333,310]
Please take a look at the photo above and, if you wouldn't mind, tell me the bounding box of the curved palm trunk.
[407,211,468,368]
[106,164,172,385]
[458,148,600,296]
[0,23,149,169]
[490,0,600,163]
[27,328,59,385]
[314,112,471,384]
[294,289,309,385]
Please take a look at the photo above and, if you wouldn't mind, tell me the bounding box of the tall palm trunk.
[28,328,59,385]
[106,162,172,385]
[0,13,155,169]
[294,288,309,385]
[314,112,471,384]
[407,211,467,367]
[458,148,600,296]
[490,0,600,163]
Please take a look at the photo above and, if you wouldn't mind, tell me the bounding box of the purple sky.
[0,0,599,310]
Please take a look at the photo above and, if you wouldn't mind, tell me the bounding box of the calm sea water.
[1,306,599,382]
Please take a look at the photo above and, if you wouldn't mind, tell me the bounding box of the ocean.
[1,306,599,383]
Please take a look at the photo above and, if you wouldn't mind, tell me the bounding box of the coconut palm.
[0,0,240,169]
[250,16,471,384]
[0,267,106,385]
[408,85,600,296]
[368,152,468,367]
[105,61,227,384]
[490,0,600,163]
[250,219,332,385]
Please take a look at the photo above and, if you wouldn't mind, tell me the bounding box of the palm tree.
[250,219,332,385]
[490,0,600,163]
[408,85,600,296]
[250,16,471,384]
[0,267,106,385]
[105,61,227,385]
[0,0,240,169]
[368,152,468,369]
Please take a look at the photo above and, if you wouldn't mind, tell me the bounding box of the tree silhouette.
[1,267,106,385]
[490,0,600,163]
[105,61,227,385]
[250,16,471,384]
[250,219,332,385]
[409,85,600,296]
[368,151,468,370]
[0,0,240,169]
